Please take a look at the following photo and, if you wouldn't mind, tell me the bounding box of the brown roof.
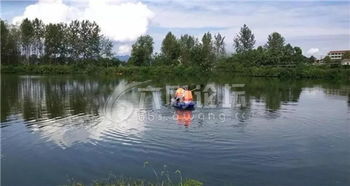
[328,50,350,53]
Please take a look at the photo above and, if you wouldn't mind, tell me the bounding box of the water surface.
[1,75,350,186]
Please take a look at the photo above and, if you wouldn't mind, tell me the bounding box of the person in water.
[175,87,185,102]
[174,87,193,102]
[183,87,193,104]
[173,87,195,110]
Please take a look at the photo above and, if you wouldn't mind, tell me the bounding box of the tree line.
[129,24,313,70]
[1,18,115,65]
[1,18,313,69]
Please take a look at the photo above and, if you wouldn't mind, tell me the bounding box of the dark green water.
[1,74,350,186]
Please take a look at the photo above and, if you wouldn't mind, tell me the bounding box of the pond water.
[1,74,350,186]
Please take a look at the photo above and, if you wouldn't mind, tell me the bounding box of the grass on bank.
[65,162,203,186]
[1,64,350,79]
[66,177,203,186]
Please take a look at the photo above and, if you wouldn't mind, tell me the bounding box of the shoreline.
[1,64,349,80]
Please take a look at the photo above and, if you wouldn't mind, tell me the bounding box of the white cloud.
[10,0,350,56]
[307,48,319,55]
[83,0,153,42]
[12,0,79,24]
[12,0,153,43]
[148,1,350,55]
[117,45,132,55]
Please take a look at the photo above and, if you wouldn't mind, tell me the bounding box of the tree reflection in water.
[1,75,349,148]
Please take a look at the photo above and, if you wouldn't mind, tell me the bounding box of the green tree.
[66,20,103,62]
[44,23,67,63]
[264,32,286,65]
[178,34,196,65]
[214,33,225,58]
[200,32,215,70]
[2,19,113,65]
[161,32,180,65]
[99,36,113,59]
[190,42,203,67]
[292,46,307,64]
[1,20,10,63]
[254,46,268,66]
[20,18,34,62]
[323,56,332,63]
[9,26,21,64]
[309,56,316,63]
[67,20,82,61]
[80,20,101,59]
[31,18,45,57]
[233,24,255,53]
[265,32,285,51]
[342,51,350,59]
[281,44,295,64]
[1,20,20,64]
[129,35,154,66]
[294,47,302,56]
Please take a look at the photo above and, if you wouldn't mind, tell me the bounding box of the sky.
[1,0,349,58]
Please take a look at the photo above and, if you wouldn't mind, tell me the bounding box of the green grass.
[64,162,204,186]
[2,64,349,80]
[214,63,350,79]
[66,177,203,186]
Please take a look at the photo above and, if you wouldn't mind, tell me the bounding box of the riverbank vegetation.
[2,64,349,80]
[65,162,203,186]
[1,19,349,79]
[67,177,203,186]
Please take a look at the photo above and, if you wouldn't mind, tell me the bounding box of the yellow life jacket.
[175,88,185,97]
[183,90,193,101]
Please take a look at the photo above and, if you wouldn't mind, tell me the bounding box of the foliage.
[65,162,203,186]
[100,37,113,59]
[200,32,215,71]
[214,63,350,79]
[309,55,316,63]
[323,56,332,63]
[32,18,45,57]
[129,35,154,66]
[229,31,308,66]
[44,23,67,63]
[233,24,255,53]
[342,51,350,59]
[1,20,20,64]
[81,20,101,59]
[2,64,349,80]
[20,18,35,61]
[161,32,180,65]
[178,34,196,65]
[2,18,347,80]
[1,18,112,65]
[213,33,225,58]
[66,177,203,186]
[265,32,285,51]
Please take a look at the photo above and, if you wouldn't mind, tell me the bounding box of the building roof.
[328,50,350,54]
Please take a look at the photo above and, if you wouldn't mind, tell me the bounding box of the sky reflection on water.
[1,75,350,186]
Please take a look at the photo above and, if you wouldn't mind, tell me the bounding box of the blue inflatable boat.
[171,100,195,110]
